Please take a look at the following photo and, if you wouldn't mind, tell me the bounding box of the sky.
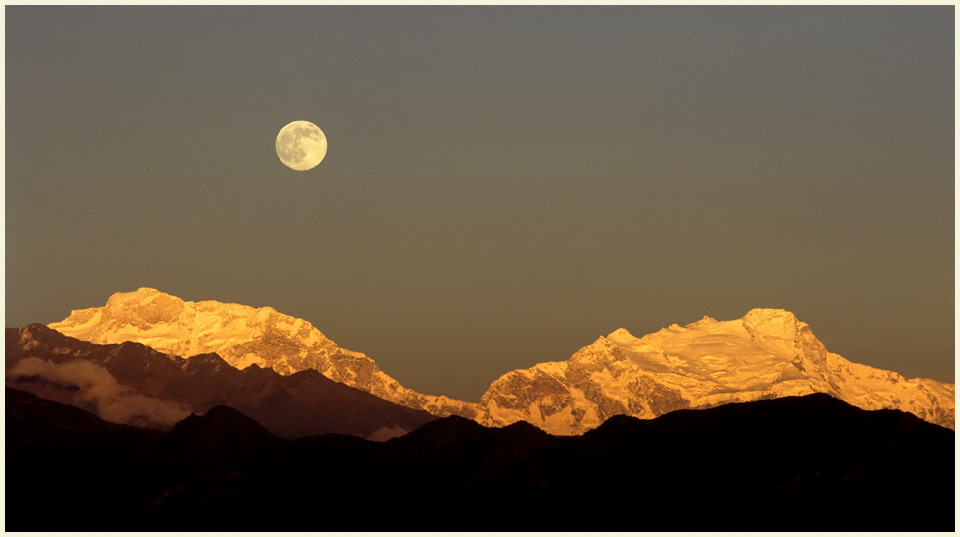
[5,6,954,402]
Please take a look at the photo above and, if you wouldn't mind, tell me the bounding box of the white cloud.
[9,357,192,429]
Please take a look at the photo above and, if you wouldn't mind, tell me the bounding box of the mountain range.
[44,287,954,433]
[6,324,435,439]
[8,287,955,531]
[6,386,953,531]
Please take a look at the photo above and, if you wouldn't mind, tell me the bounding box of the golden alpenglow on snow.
[51,288,954,435]
[8,6,954,531]
[49,288,477,419]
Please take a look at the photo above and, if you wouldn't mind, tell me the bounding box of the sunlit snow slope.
[49,288,476,418]
[475,309,954,434]
[50,289,954,435]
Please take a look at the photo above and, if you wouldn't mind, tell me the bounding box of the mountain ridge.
[6,323,437,438]
[49,287,478,418]
[474,306,954,433]
[6,385,954,531]
[46,288,955,434]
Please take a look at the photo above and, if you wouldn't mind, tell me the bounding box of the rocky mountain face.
[6,387,954,531]
[48,289,954,435]
[6,324,436,439]
[49,287,477,419]
[476,309,955,434]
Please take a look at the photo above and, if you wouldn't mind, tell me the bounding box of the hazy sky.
[6,6,954,401]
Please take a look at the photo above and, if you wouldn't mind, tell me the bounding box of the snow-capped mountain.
[474,309,955,434]
[6,323,437,439]
[48,288,477,419]
[49,289,954,435]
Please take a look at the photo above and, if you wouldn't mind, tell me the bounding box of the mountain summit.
[49,289,954,435]
[49,287,477,418]
[475,307,954,433]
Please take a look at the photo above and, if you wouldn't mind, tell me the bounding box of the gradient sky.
[6,6,954,401]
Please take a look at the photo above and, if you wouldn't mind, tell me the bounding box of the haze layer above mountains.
[35,287,954,434]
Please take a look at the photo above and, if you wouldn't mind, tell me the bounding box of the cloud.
[366,424,410,441]
[8,357,192,429]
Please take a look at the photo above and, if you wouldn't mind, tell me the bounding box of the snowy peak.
[742,307,801,326]
[51,288,340,369]
[46,292,953,436]
[607,328,635,341]
[103,287,187,326]
[478,309,954,434]
[630,308,829,372]
[48,288,479,420]
[741,308,809,342]
[644,309,804,340]
[570,336,623,362]
[688,315,720,328]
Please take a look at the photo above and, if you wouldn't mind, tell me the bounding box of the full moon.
[276,120,327,171]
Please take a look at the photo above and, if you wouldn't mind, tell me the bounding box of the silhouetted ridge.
[6,387,953,531]
[498,419,551,438]
[6,386,154,437]
[397,414,488,446]
[162,405,280,453]
[148,405,283,480]
[182,352,232,373]
[5,387,164,530]
[174,404,276,434]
